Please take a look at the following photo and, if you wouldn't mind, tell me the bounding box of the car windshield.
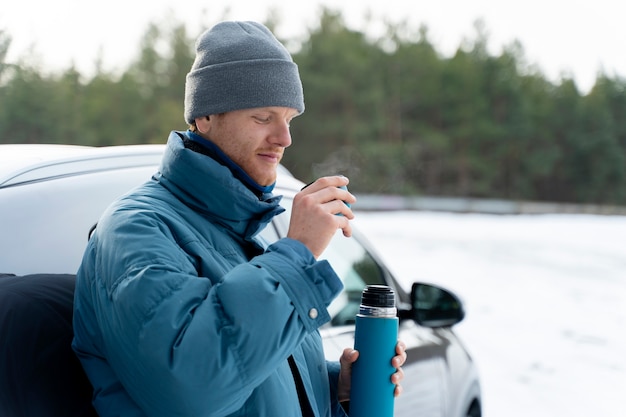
[259,195,386,326]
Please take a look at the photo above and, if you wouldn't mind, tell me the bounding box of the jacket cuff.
[262,238,344,331]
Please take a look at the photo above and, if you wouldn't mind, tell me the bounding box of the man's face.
[202,107,299,186]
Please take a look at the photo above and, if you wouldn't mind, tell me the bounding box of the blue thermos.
[349,285,398,417]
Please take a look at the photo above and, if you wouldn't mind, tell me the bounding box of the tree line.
[1,9,625,204]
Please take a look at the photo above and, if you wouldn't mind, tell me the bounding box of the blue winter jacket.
[72,132,347,417]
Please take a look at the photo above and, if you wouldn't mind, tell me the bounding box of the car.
[0,143,482,417]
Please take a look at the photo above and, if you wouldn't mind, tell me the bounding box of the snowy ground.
[353,211,626,417]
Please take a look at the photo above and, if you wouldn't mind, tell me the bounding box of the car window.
[320,231,386,327]
[260,195,386,327]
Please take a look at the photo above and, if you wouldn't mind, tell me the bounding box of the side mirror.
[404,282,465,328]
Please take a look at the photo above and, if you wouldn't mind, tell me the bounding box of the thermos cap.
[361,285,395,308]
[359,285,397,317]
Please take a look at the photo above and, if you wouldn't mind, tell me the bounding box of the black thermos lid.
[361,285,395,308]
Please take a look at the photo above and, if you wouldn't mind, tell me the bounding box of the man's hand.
[287,176,356,258]
[337,349,358,402]
[337,340,407,403]
[391,340,407,397]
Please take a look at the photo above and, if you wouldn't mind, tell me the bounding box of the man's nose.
[272,121,292,148]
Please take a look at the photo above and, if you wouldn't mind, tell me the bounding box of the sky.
[355,211,626,417]
[2,0,625,94]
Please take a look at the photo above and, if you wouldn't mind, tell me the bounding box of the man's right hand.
[286,176,356,258]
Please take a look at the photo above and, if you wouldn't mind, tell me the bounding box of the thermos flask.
[349,285,398,417]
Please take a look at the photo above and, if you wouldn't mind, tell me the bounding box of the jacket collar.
[155,131,285,240]
[184,130,275,196]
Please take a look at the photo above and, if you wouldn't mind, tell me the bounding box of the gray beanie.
[184,21,305,124]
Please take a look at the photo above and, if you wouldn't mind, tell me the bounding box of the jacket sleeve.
[73,209,343,417]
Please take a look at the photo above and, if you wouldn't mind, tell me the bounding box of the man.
[73,21,405,417]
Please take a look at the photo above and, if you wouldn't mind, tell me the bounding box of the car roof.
[0,144,166,188]
[0,143,303,192]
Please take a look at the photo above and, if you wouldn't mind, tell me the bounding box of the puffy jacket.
[72,132,346,417]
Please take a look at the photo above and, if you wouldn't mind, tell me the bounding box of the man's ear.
[194,115,211,134]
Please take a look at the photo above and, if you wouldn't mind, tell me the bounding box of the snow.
[353,211,626,417]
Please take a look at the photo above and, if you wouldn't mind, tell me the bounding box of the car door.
[316,230,450,417]
[261,196,450,417]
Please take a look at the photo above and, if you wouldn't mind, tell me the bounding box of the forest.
[1,9,625,204]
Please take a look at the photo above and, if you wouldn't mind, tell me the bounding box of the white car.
[0,144,481,417]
